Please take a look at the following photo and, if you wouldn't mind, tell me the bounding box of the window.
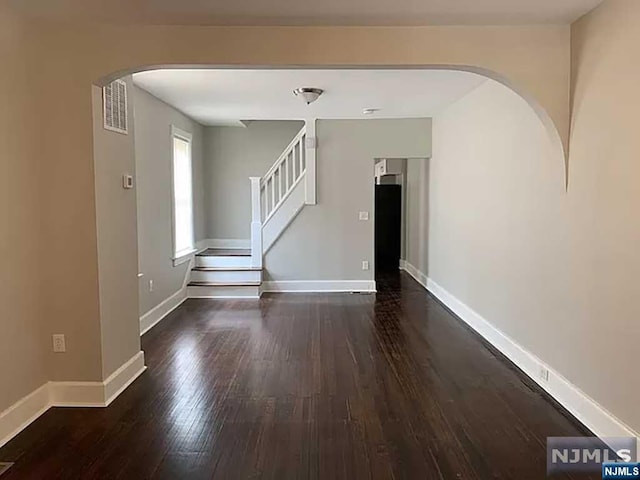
[171,126,195,264]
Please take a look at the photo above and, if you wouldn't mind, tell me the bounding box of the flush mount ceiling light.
[293,87,324,105]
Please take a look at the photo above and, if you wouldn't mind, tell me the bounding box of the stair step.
[197,248,251,257]
[187,281,262,299]
[190,267,261,283]
[195,255,253,268]
[188,281,261,287]
[192,266,261,272]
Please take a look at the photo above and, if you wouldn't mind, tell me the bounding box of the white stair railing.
[249,176,263,268]
[250,125,310,266]
[261,127,306,223]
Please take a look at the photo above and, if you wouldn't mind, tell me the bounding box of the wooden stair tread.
[188,281,261,287]
[192,266,262,272]
[197,248,251,257]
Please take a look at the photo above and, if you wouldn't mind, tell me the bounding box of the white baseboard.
[199,238,251,250]
[139,287,187,336]
[0,384,50,449]
[262,280,376,293]
[49,381,105,407]
[400,260,639,443]
[50,351,146,408]
[399,259,428,287]
[0,351,146,449]
[195,239,209,253]
[103,351,146,405]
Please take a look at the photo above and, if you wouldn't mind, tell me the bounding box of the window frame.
[170,125,196,266]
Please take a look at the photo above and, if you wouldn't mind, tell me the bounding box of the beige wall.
[265,119,431,281]
[133,86,206,317]
[204,121,303,240]
[0,5,48,412]
[36,23,571,155]
[569,0,640,431]
[37,28,105,385]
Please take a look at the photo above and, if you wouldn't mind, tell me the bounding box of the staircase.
[187,124,315,298]
[187,248,261,298]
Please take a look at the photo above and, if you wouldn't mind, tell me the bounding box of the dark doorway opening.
[375,183,402,275]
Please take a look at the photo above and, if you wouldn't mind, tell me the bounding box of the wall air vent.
[103,79,128,134]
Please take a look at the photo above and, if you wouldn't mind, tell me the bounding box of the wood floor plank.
[0,273,598,479]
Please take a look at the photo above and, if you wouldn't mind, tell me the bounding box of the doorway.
[374,158,406,277]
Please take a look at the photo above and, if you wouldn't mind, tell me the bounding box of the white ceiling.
[9,0,602,25]
[133,69,488,126]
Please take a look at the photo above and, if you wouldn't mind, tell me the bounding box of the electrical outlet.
[359,211,369,221]
[52,334,66,353]
[362,260,370,271]
[149,279,153,292]
[539,365,550,383]
[122,174,134,189]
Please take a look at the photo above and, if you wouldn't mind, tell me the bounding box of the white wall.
[204,121,303,240]
[133,87,205,317]
[265,119,431,282]
[429,78,566,361]
[422,72,638,434]
[92,78,142,378]
[405,158,430,274]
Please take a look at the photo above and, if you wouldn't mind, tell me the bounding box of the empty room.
[0,0,638,479]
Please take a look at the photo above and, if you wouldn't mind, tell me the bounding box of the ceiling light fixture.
[294,87,324,105]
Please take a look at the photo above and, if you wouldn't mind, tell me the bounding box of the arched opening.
[95,64,567,181]
[89,64,567,406]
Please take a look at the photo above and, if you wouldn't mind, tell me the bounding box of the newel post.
[249,177,263,268]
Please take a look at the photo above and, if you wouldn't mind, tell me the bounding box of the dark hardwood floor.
[0,273,597,479]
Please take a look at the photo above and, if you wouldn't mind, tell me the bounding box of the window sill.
[173,248,197,267]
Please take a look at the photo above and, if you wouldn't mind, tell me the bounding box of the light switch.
[359,211,369,221]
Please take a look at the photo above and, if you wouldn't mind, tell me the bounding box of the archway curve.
[39,23,573,388]
[94,63,567,189]
[87,60,569,390]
